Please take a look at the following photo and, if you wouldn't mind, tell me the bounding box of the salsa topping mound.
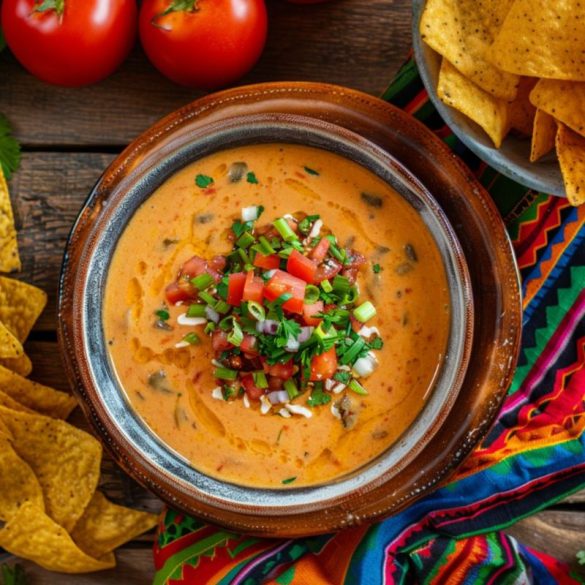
[162,206,383,422]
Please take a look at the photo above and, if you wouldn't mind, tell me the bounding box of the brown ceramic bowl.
[58,82,521,537]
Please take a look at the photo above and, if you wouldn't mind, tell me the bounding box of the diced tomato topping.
[253,253,280,270]
[165,281,195,305]
[310,238,330,263]
[209,255,227,272]
[350,316,362,333]
[263,269,306,314]
[180,255,222,283]
[268,376,284,390]
[180,255,207,279]
[310,347,338,381]
[240,374,264,400]
[262,358,294,380]
[211,330,233,352]
[287,249,317,283]
[302,300,324,326]
[314,259,342,282]
[227,272,247,306]
[341,250,367,284]
[240,334,259,356]
[242,270,264,303]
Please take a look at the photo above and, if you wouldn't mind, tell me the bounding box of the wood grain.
[0,0,411,147]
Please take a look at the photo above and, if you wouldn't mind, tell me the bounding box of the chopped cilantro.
[304,166,319,176]
[282,476,297,484]
[333,371,351,384]
[195,174,214,188]
[370,337,384,350]
[307,387,331,407]
[222,385,235,400]
[246,171,259,184]
[231,219,254,238]
[373,263,382,274]
[0,114,21,179]
[155,308,170,321]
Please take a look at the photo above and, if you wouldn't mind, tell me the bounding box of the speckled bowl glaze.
[58,82,521,537]
[412,0,565,197]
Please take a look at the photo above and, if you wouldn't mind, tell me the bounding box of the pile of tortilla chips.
[0,168,157,573]
[420,0,585,206]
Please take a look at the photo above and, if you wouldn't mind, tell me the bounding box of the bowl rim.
[58,81,522,537]
[411,0,566,197]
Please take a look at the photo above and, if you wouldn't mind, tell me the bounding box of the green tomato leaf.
[0,114,21,180]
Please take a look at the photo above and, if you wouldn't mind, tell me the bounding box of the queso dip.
[103,143,450,488]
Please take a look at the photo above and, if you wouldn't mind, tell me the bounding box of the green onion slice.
[215,367,238,381]
[248,301,266,321]
[273,217,298,242]
[284,379,299,399]
[191,273,214,290]
[253,371,268,388]
[304,285,320,305]
[353,301,377,323]
[348,378,368,395]
[227,320,244,346]
[187,304,207,318]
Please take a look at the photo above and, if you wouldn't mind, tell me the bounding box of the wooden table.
[1,0,583,582]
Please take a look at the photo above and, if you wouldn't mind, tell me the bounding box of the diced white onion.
[264,269,277,279]
[338,365,351,372]
[260,395,272,414]
[358,325,381,338]
[211,359,223,367]
[211,387,223,400]
[332,382,347,394]
[174,340,190,349]
[175,301,184,306]
[205,305,220,323]
[267,390,289,404]
[177,314,207,327]
[241,206,259,221]
[352,352,378,378]
[278,408,292,418]
[308,219,323,239]
[298,326,313,343]
[243,394,250,409]
[331,403,341,419]
[324,378,335,391]
[283,213,295,221]
[285,404,313,418]
[285,336,300,352]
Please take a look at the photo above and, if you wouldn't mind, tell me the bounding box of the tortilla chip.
[0,276,47,341]
[556,123,585,206]
[530,109,557,162]
[0,502,116,573]
[0,364,76,419]
[489,0,585,80]
[0,321,23,359]
[508,77,538,136]
[71,491,158,559]
[437,58,509,148]
[420,0,519,100]
[0,388,34,414]
[0,406,102,531]
[0,353,32,376]
[0,438,44,521]
[529,79,585,138]
[0,169,21,273]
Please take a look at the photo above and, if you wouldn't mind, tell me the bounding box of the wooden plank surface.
[1,0,584,582]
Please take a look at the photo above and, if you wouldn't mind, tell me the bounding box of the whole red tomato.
[139,0,267,89]
[2,0,137,86]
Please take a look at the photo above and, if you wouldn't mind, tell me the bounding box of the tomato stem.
[151,0,200,28]
[31,0,64,17]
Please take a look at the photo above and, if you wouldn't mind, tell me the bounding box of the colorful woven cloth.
[153,59,585,585]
